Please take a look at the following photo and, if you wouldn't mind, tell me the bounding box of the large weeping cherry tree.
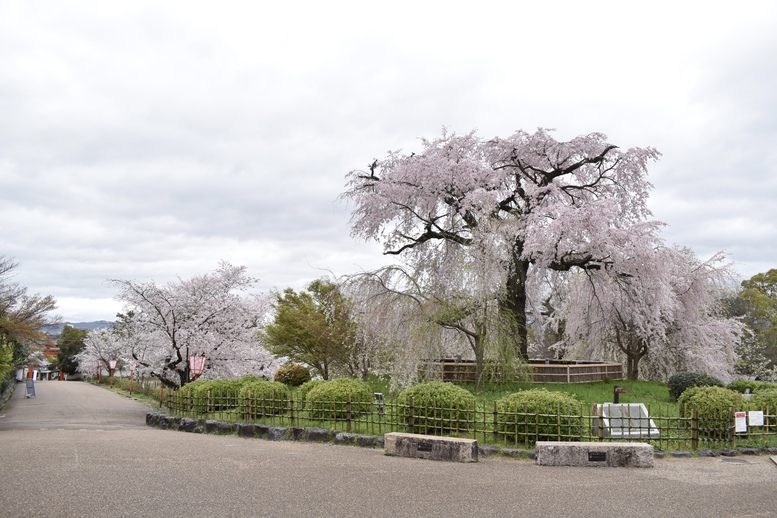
[342,128,662,360]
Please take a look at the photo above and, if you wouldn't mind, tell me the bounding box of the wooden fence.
[160,390,777,452]
[425,359,624,383]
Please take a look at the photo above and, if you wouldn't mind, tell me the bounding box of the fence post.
[187,390,191,416]
[246,390,251,422]
[729,407,736,450]
[493,401,498,444]
[410,396,415,434]
[691,408,699,450]
[596,404,604,441]
[347,394,352,433]
[159,385,164,408]
[290,393,295,426]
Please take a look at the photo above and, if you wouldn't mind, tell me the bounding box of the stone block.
[384,432,478,463]
[670,451,691,458]
[696,449,717,457]
[305,427,333,442]
[180,418,197,433]
[237,423,256,438]
[535,441,653,468]
[205,420,233,434]
[289,427,306,440]
[502,448,523,457]
[356,435,377,447]
[334,432,356,445]
[267,426,288,441]
[478,445,501,457]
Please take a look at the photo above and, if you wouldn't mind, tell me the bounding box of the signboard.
[735,411,748,433]
[25,378,36,398]
[109,360,117,370]
[749,411,765,427]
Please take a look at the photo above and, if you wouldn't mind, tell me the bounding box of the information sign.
[735,411,748,433]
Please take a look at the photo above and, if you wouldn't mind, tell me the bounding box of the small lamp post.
[189,355,206,382]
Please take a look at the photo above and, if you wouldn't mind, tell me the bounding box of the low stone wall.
[145,411,384,448]
[535,441,654,468]
[0,377,16,411]
[384,432,478,463]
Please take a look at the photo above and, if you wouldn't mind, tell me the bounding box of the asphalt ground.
[1,380,777,517]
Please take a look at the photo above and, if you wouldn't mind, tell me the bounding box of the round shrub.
[667,372,725,401]
[727,379,764,394]
[678,386,744,438]
[297,379,326,404]
[239,380,290,418]
[179,380,223,413]
[274,363,312,387]
[750,388,777,426]
[496,389,584,443]
[305,378,372,420]
[396,381,476,435]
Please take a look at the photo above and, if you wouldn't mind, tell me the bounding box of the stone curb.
[146,411,385,449]
[145,412,777,460]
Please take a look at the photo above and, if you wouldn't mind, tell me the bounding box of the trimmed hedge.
[238,380,290,418]
[179,376,266,412]
[667,372,725,401]
[396,381,476,434]
[274,364,312,387]
[727,379,765,394]
[496,389,584,442]
[750,388,777,426]
[305,378,372,420]
[678,386,743,438]
[298,379,326,404]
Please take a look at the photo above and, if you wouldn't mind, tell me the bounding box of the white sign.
[749,411,765,427]
[109,360,117,369]
[735,411,748,433]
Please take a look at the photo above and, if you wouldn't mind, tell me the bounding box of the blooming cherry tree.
[343,128,661,359]
[83,262,277,388]
[555,247,743,380]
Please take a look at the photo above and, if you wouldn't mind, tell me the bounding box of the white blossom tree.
[342,128,661,360]
[75,328,125,378]
[554,247,743,380]
[83,262,277,388]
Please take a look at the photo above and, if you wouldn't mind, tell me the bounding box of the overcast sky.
[2,1,776,322]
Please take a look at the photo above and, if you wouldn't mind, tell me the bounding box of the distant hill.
[43,321,114,337]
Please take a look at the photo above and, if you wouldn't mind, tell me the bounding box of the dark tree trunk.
[503,245,531,360]
[619,330,648,380]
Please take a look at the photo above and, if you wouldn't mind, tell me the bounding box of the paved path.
[2,381,777,517]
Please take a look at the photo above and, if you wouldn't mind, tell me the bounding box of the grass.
[453,378,673,406]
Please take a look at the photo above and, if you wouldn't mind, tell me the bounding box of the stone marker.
[384,432,478,463]
[536,441,653,468]
[593,403,660,439]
